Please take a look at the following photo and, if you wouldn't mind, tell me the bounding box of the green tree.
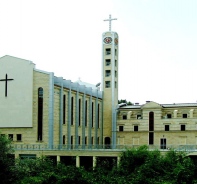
[0,135,14,184]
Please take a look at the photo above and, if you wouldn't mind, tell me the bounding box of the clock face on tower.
[103,37,112,44]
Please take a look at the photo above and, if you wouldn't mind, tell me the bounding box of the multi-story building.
[0,16,197,167]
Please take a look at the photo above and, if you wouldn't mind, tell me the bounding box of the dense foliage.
[1,135,197,184]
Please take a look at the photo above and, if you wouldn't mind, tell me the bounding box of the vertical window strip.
[38,87,43,141]
[71,97,74,125]
[63,95,66,124]
[79,99,81,126]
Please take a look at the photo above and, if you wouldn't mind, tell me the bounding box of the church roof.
[119,102,197,109]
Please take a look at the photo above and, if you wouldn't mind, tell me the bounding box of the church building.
[0,15,197,165]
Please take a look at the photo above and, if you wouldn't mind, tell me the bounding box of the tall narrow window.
[97,104,100,128]
[63,135,65,144]
[149,132,154,145]
[38,87,43,141]
[71,97,74,125]
[85,136,87,145]
[63,95,66,124]
[149,112,154,131]
[105,70,111,77]
[78,136,80,145]
[71,135,73,149]
[85,100,87,127]
[79,99,81,126]
[92,102,94,127]
[17,134,22,141]
[115,60,117,67]
[115,49,117,56]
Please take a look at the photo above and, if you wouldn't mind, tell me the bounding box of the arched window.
[38,87,43,141]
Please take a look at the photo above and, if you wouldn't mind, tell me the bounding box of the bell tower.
[102,15,119,148]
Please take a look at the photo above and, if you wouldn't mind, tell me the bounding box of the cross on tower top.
[104,14,117,31]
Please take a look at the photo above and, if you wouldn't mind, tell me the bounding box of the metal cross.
[0,74,14,97]
[104,14,117,31]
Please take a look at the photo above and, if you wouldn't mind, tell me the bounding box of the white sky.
[0,0,197,104]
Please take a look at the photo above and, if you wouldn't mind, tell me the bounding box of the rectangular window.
[106,48,111,55]
[85,136,87,145]
[105,70,111,77]
[181,125,186,131]
[134,126,138,131]
[167,114,171,118]
[182,114,187,118]
[137,115,141,119]
[78,136,80,145]
[123,115,127,120]
[160,138,166,149]
[115,71,117,77]
[165,125,170,131]
[115,49,117,56]
[17,134,22,141]
[106,59,111,66]
[115,81,117,88]
[63,135,65,144]
[149,132,154,145]
[8,134,13,141]
[115,60,117,67]
[119,126,124,131]
[105,81,110,88]
[98,104,100,128]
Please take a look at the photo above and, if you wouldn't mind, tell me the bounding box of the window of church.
[63,95,66,124]
[85,136,87,145]
[123,115,127,120]
[115,60,117,67]
[149,112,154,131]
[115,70,117,77]
[98,104,100,128]
[106,48,111,55]
[137,115,142,119]
[115,81,117,88]
[38,87,43,141]
[105,81,110,88]
[63,135,65,144]
[105,70,111,77]
[71,97,74,125]
[17,134,22,141]
[119,126,124,131]
[79,99,81,126]
[167,114,172,118]
[165,125,170,131]
[92,102,94,127]
[149,132,154,145]
[115,49,117,56]
[106,59,111,66]
[78,136,81,145]
[8,134,13,141]
[85,100,87,127]
[134,126,138,131]
[181,125,186,131]
[182,114,187,118]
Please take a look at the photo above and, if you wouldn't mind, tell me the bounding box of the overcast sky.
[1,0,197,104]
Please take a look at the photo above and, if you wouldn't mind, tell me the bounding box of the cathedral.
[1,15,197,166]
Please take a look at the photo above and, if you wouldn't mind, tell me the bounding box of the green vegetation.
[118,99,133,105]
[1,135,197,184]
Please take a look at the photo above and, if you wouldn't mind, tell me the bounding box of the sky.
[0,0,197,104]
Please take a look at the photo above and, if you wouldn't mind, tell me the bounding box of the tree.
[0,135,14,184]
[118,99,133,105]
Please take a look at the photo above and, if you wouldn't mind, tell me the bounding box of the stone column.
[117,156,121,167]
[76,156,80,167]
[93,156,97,168]
[57,155,60,164]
